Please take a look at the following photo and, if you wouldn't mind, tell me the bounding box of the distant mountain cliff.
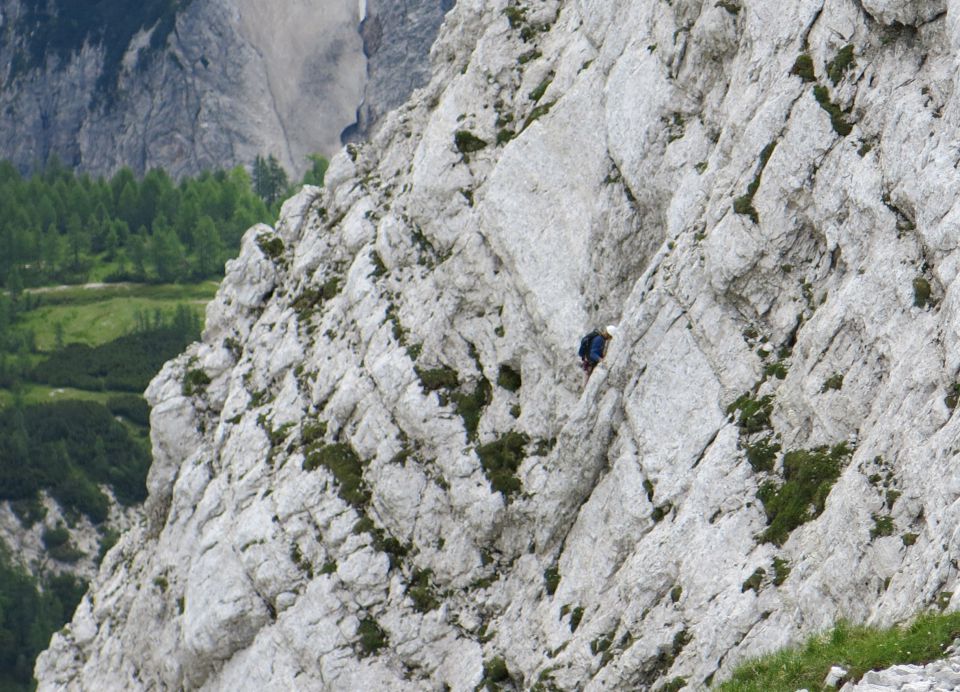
[0,0,451,178]
[34,0,960,690]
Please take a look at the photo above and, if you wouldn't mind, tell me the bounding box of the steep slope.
[34,0,960,689]
[0,0,449,178]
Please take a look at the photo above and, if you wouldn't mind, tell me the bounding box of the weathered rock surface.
[0,0,449,178]
[33,0,960,689]
[842,654,960,691]
[346,0,457,142]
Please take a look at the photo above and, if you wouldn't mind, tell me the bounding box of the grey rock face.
[32,0,960,690]
[0,0,368,178]
[344,0,456,142]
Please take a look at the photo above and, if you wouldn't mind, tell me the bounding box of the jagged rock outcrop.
[0,0,449,178]
[33,0,960,689]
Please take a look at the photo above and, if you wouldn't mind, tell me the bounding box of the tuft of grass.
[757,443,853,545]
[870,514,895,539]
[813,85,853,136]
[717,613,960,692]
[790,53,816,82]
[764,360,788,380]
[772,557,791,586]
[518,48,541,64]
[451,377,492,441]
[827,44,856,85]
[944,383,960,410]
[504,6,526,28]
[822,372,844,392]
[733,141,777,224]
[742,567,766,593]
[569,606,585,632]
[480,656,511,688]
[408,569,439,612]
[529,74,553,102]
[522,100,556,131]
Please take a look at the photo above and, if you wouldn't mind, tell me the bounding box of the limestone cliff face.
[33,0,960,689]
[346,0,456,142]
[0,0,447,178]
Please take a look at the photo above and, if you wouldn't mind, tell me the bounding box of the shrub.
[255,233,284,260]
[790,53,816,81]
[476,432,529,498]
[415,366,459,392]
[357,617,387,656]
[744,435,781,473]
[408,569,439,612]
[182,367,211,396]
[303,443,368,508]
[727,393,774,434]
[544,566,560,595]
[454,130,488,154]
[772,557,791,585]
[497,364,522,392]
[42,526,70,550]
[827,44,856,84]
[822,373,844,392]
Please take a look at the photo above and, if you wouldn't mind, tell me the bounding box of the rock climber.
[579,324,618,382]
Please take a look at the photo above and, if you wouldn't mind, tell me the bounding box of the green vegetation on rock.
[813,85,853,136]
[718,613,960,692]
[757,443,853,545]
[733,141,777,224]
[303,443,368,508]
[790,53,816,82]
[476,431,529,498]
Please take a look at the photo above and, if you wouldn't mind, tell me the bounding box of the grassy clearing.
[717,612,960,691]
[20,282,217,351]
[0,384,116,408]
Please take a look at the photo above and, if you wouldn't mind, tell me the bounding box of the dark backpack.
[578,330,600,359]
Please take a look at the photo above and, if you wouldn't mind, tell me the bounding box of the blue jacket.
[587,333,607,364]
